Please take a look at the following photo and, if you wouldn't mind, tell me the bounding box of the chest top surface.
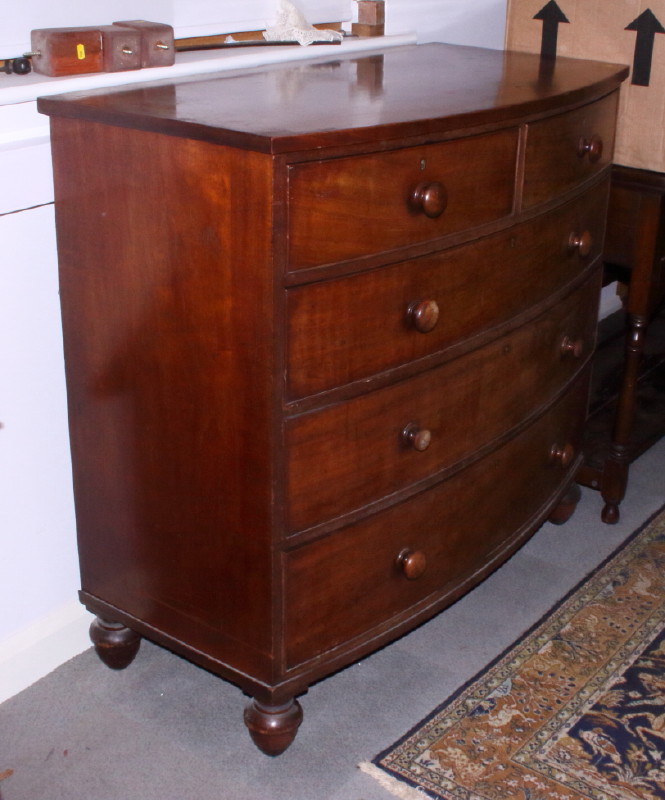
[37,43,628,153]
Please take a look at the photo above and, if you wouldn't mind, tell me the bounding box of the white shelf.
[0,33,416,107]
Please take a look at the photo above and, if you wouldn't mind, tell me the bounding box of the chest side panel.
[51,117,279,676]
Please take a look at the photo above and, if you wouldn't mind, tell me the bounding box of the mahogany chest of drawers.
[38,44,627,755]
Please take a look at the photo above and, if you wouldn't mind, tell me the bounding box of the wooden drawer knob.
[560,335,584,359]
[402,423,432,451]
[550,442,575,467]
[410,181,448,218]
[568,230,592,258]
[408,299,440,333]
[396,548,427,580]
[577,134,603,163]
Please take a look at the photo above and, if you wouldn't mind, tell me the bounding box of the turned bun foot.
[243,698,303,756]
[89,617,141,670]
[601,502,620,525]
[548,482,582,525]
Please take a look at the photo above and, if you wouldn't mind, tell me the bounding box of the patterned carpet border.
[361,502,665,800]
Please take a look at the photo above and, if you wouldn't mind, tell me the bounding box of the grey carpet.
[2,437,664,800]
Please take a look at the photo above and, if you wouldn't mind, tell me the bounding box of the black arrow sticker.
[533,1,570,59]
[626,9,665,86]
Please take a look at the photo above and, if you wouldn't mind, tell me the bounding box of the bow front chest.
[39,43,627,755]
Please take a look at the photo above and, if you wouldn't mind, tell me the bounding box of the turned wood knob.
[568,230,592,258]
[402,422,432,451]
[410,181,448,218]
[577,134,603,163]
[560,335,584,359]
[397,548,427,580]
[408,299,440,333]
[550,442,575,467]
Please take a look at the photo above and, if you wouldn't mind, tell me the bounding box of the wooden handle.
[550,442,574,467]
[402,423,432,451]
[568,230,592,258]
[408,299,440,333]
[410,181,447,218]
[396,549,427,580]
[560,335,584,359]
[577,134,603,163]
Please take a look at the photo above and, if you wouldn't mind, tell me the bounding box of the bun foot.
[89,617,141,670]
[244,698,303,756]
[548,482,582,525]
[601,502,620,524]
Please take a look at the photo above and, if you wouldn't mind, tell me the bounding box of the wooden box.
[30,28,103,77]
[99,27,141,72]
[112,20,175,68]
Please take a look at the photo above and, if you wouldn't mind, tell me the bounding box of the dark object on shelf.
[578,165,665,522]
[1,57,31,75]
[176,39,342,51]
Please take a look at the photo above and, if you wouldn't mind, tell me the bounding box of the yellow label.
[76,44,86,60]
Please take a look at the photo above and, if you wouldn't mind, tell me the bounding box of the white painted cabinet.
[0,196,88,702]
[0,203,78,616]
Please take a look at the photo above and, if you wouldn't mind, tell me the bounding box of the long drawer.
[286,183,608,400]
[287,128,518,270]
[286,272,600,533]
[283,371,590,668]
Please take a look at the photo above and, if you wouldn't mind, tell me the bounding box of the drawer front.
[286,272,599,533]
[284,372,589,668]
[287,184,608,400]
[287,129,518,270]
[522,93,618,208]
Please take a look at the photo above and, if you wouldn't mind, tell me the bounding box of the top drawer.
[287,129,518,270]
[522,93,618,208]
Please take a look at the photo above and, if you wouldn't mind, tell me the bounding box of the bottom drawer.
[283,371,590,668]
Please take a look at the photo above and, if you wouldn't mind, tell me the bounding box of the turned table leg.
[89,617,141,670]
[244,697,303,756]
[599,313,647,524]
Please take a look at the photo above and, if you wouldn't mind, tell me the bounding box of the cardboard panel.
[505,1,665,172]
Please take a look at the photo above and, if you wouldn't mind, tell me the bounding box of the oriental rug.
[361,504,665,800]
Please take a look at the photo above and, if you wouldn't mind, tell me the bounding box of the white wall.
[386,0,507,50]
[0,0,509,703]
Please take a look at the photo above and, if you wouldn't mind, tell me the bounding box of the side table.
[578,165,665,522]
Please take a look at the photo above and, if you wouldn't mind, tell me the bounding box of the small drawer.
[284,372,589,668]
[522,93,618,208]
[287,184,608,399]
[287,129,518,270]
[286,273,599,533]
